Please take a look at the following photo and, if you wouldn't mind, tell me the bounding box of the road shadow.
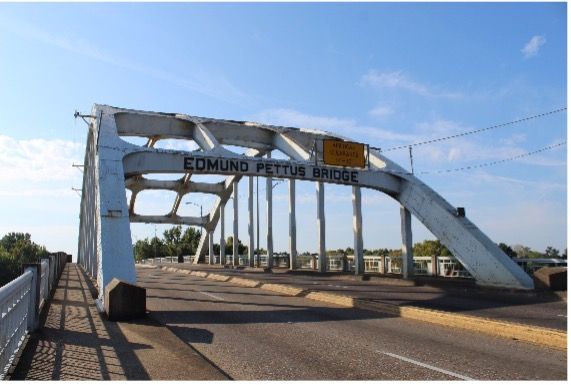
[12,265,152,380]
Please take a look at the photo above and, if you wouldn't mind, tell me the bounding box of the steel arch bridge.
[78,104,533,305]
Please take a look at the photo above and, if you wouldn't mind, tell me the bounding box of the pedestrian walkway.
[11,264,228,380]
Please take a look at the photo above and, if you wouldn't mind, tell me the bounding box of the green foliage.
[498,243,517,258]
[545,246,560,259]
[0,232,50,287]
[132,226,207,261]
[224,236,248,255]
[413,239,451,256]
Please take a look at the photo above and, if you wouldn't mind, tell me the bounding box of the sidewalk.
[11,264,228,380]
[152,263,567,331]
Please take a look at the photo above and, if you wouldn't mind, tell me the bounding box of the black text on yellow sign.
[323,139,366,168]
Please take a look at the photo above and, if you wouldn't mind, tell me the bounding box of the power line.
[419,141,566,175]
[380,107,567,153]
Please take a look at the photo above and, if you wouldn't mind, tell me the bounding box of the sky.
[0,2,566,258]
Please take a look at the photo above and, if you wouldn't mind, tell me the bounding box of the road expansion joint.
[152,265,566,351]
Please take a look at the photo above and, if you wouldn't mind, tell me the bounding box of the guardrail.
[0,253,68,379]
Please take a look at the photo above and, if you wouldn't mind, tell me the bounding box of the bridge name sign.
[183,156,360,184]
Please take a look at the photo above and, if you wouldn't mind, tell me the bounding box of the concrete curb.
[191,271,209,278]
[207,274,231,282]
[152,265,567,351]
[354,299,567,351]
[261,283,306,296]
[229,277,260,288]
[306,291,354,307]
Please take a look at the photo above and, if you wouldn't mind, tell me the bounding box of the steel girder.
[77,104,533,299]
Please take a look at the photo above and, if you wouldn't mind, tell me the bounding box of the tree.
[0,233,50,286]
[163,225,183,257]
[133,239,154,261]
[225,236,248,255]
[181,227,201,255]
[413,240,451,256]
[498,243,517,259]
[545,246,560,259]
[512,244,531,258]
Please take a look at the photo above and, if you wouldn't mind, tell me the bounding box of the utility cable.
[379,107,567,153]
[419,141,566,175]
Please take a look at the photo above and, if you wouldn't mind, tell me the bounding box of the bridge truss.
[77,104,533,305]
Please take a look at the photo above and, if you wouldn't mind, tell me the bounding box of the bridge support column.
[317,182,326,273]
[400,206,414,279]
[266,152,273,269]
[289,179,297,270]
[233,181,239,266]
[208,231,214,264]
[220,202,226,265]
[248,176,255,267]
[353,186,364,275]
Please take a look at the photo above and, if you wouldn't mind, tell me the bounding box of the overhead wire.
[378,107,567,153]
[418,141,566,175]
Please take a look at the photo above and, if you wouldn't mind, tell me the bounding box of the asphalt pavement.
[138,266,567,380]
[151,263,567,330]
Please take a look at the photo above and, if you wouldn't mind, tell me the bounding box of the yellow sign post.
[323,139,366,168]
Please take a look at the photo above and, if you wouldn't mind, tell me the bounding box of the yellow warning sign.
[323,139,366,168]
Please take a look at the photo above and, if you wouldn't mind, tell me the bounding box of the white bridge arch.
[78,104,533,305]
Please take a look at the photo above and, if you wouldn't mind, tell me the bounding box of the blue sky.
[0,2,566,256]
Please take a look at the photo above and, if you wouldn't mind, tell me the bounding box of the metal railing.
[0,253,68,379]
[39,260,49,310]
[0,270,33,380]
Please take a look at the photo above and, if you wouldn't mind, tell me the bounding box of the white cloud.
[521,35,546,58]
[361,70,462,99]
[251,108,356,132]
[0,135,83,181]
[250,108,416,144]
[369,105,394,118]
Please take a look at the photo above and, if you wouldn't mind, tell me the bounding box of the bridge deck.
[137,265,566,380]
[153,263,567,330]
[10,264,228,380]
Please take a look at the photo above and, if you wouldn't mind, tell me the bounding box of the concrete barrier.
[260,283,305,296]
[305,291,355,307]
[207,274,231,282]
[229,277,260,288]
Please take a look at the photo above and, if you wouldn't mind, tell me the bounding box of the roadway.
[152,263,567,330]
[137,266,567,381]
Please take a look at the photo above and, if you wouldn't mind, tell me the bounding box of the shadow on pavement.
[12,265,152,380]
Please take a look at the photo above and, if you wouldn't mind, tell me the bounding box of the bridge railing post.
[22,264,41,331]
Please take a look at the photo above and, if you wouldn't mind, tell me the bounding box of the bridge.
[77,103,531,312]
[1,104,566,380]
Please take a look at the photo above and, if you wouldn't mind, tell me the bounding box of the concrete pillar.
[316,182,326,273]
[352,186,364,275]
[208,231,214,264]
[431,255,438,276]
[400,206,414,279]
[220,202,226,265]
[266,152,273,269]
[380,255,386,274]
[233,181,239,266]
[289,179,297,270]
[248,176,254,267]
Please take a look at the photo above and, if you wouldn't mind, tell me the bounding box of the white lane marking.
[379,351,475,381]
[199,291,225,301]
[557,314,567,318]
